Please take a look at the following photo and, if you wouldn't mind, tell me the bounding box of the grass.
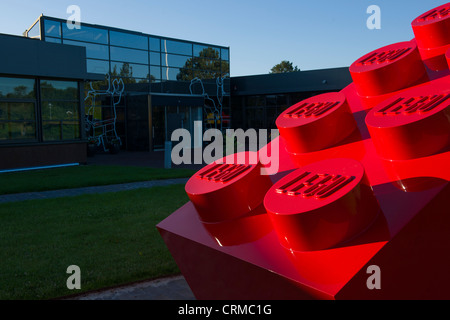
[0,184,189,300]
[0,165,196,195]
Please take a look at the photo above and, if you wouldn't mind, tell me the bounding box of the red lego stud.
[264,158,380,252]
[366,83,450,160]
[185,151,273,223]
[349,41,428,97]
[411,3,450,71]
[275,92,356,154]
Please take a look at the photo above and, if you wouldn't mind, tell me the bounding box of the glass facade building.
[25,16,231,151]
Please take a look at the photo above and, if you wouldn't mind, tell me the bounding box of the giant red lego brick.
[157,3,450,300]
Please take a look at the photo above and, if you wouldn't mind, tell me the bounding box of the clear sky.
[0,0,447,76]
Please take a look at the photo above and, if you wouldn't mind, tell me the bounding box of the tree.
[270,60,300,73]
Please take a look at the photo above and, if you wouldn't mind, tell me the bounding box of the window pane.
[45,37,62,44]
[28,21,40,38]
[0,78,35,99]
[150,52,160,65]
[194,45,220,59]
[86,59,109,74]
[161,39,192,55]
[162,67,182,81]
[63,24,108,44]
[149,37,160,51]
[63,40,109,60]
[0,121,36,141]
[111,62,149,79]
[221,48,229,61]
[110,46,148,64]
[161,53,191,68]
[41,80,78,101]
[0,102,35,121]
[41,102,79,121]
[0,102,36,141]
[44,20,61,37]
[150,66,161,80]
[110,31,147,50]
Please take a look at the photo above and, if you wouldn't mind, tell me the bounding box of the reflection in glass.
[221,48,229,61]
[150,66,161,80]
[63,40,109,60]
[161,53,191,68]
[44,20,61,38]
[40,80,78,100]
[110,31,148,50]
[161,39,192,56]
[110,46,148,64]
[41,101,79,120]
[0,102,36,141]
[63,24,108,44]
[86,59,110,74]
[194,44,220,57]
[149,37,160,51]
[150,52,161,65]
[42,121,80,141]
[162,67,182,81]
[0,78,35,99]
[111,62,149,79]
[45,37,62,44]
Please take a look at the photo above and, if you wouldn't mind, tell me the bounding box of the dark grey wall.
[0,33,88,80]
[231,67,352,96]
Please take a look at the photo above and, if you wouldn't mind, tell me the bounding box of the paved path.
[0,178,190,204]
[65,275,196,300]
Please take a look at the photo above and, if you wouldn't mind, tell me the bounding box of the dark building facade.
[230,68,353,130]
[0,33,89,170]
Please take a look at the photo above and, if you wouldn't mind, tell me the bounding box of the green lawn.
[0,184,188,300]
[0,165,196,195]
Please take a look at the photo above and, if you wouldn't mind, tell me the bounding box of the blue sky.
[0,0,447,76]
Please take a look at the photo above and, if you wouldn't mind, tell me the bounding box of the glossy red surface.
[447,47,450,68]
[275,92,356,154]
[157,3,450,300]
[264,158,379,251]
[349,41,427,97]
[412,3,450,71]
[366,79,450,160]
[185,151,273,223]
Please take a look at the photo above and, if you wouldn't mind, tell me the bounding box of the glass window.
[149,37,160,51]
[28,21,41,38]
[221,48,229,61]
[161,39,192,56]
[162,67,182,81]
[110,46,148,64]
[63,40,109,60]
[40,80,80,141]
[86,59,110,74]
[40,81,78,100]
[194,45,220,59]
[150,66,161,80]
[150,52,160,65]
[44,20,61,38]
[111,62,149,79]
[161,53,191,68]
[63,24,108,44]
[45,37,62,44]
[110,31,148,50]
[0,102,36,141]
[0,78,35,99]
